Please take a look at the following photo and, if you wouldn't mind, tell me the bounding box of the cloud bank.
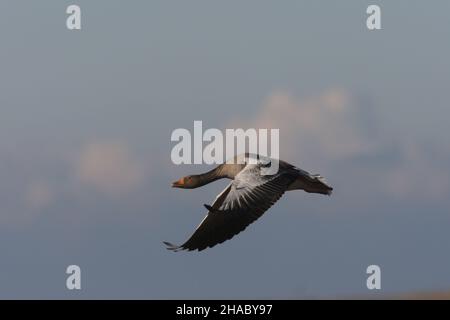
[231,89,450,201]
[75,142,146,196]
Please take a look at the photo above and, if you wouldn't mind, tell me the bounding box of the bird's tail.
[306,174,333,195]
[292,170,333,195]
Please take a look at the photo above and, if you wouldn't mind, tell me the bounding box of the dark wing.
[164,170,296,252]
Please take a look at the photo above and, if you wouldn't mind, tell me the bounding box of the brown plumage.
[165,154,332,252]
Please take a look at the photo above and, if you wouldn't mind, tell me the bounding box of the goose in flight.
[164,153,332,252]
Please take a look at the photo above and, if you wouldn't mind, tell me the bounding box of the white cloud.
[75,142,145,195]
[231,89,449,201]
[231,89,376,166]
[24,180,54,210]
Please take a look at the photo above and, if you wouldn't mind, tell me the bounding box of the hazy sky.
[1,1,449,298]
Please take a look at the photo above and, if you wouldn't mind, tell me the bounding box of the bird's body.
[165,153,332,252]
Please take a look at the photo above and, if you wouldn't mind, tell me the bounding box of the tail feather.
[291,171,333,195]
[310,175,333,195]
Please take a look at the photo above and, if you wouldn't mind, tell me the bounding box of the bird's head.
[172,175,198,189]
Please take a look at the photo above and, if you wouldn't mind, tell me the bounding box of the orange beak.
[172,177,185,188]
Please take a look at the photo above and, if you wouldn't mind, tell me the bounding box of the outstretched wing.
[164,166,296,252]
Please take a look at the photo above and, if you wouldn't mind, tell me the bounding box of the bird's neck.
[193,165,226,188]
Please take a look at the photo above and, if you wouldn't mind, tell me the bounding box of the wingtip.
[163,241,182,252]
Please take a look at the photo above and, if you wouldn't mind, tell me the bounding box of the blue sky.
[0,1,449,298]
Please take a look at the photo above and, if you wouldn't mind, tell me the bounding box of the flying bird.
[164,153,332,252]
